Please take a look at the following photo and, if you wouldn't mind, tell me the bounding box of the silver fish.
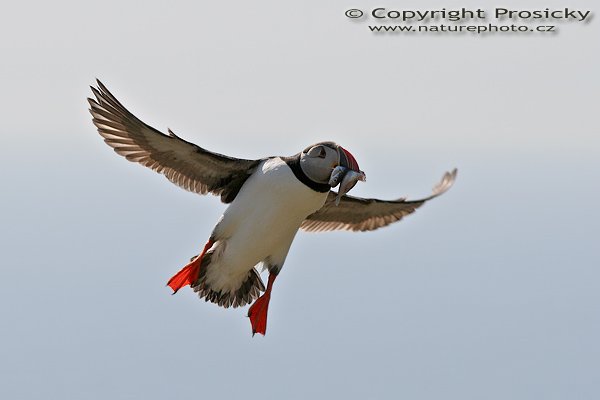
[335,169,366,206]
[328,165,348,187]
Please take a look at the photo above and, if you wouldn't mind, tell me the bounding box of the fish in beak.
[330,146,366,205]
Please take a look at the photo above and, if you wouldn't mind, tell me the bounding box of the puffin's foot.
[167,239,214,294]
[248,273,277,336]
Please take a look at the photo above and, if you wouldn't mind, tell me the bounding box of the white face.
[299,144,340,184]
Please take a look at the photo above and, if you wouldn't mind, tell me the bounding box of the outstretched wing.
[301,169,457,232]
[88,80,262,203]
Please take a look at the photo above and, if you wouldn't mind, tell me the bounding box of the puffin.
[88,80,457,336]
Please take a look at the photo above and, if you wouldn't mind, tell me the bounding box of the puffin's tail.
[189,252,266,309]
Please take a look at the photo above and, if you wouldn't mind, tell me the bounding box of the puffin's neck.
[282,154,331,193]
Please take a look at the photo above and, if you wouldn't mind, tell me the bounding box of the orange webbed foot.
[167,239,214,294]
[248,273,277,336]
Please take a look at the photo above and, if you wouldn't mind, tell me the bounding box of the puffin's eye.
[307,146,327,158]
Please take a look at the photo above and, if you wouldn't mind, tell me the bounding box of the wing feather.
[88,80,261,203]
[301,169,457,232]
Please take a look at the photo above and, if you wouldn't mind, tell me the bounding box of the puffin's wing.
[88,80,262,203]
[301,169,457,232]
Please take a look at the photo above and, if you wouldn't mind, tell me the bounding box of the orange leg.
[248,273,277,336]
[167,239,214,294]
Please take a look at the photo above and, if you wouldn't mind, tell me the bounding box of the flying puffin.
[88,80,457,336]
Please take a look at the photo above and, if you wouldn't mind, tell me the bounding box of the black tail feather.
[190,252,265,308]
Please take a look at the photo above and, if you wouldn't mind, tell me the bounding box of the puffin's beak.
[338,146,361,172]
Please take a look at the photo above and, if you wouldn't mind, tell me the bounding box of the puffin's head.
[299,141,362,185]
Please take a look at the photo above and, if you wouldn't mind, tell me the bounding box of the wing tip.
[432,168,458,196]
[96,78,108,93]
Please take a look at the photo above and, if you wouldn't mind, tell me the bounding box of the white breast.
[206,157,329,292]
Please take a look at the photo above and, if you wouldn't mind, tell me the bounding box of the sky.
[1,0,599,399]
